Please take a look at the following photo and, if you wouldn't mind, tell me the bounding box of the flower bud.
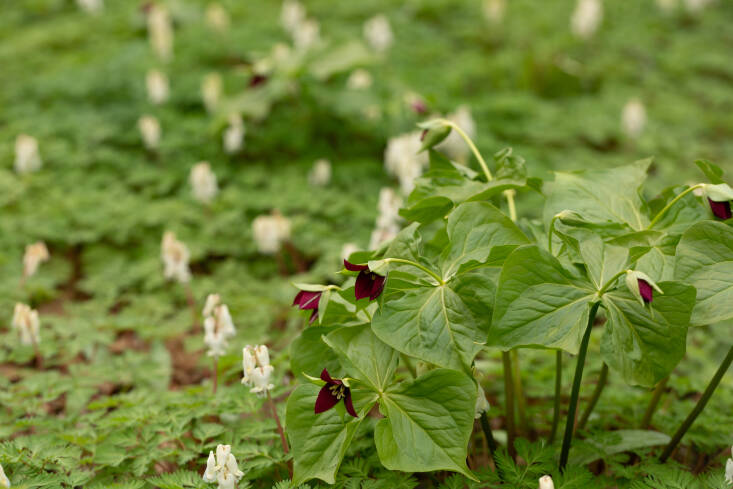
[190,162,219,204]
[202,444,244,488]
[138,115,161,150]
[146,69,169,105]
[206,3,230,32]
[363,15,393,53]
[201,73,222,113]
[23,241,49,278]
[14,134,42,174]
[571,0,602,40]
[625,270,663,305]
[702,183,733,220]
[419,124,452,153]
[161,231,191,283]
[308,158,331,187]
[242,346,257,384]
[538,475,555,489]
[12,303,40,346]
[147,4,173,61]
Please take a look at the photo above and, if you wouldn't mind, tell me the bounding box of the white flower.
[138,115,161,150]
[363,15,393,53]
[369,225,399,251]
[293,18,320,52]
[622,98,646,139]
[725,445,733,484]
[483,0,506,24]
[201,73,222,113]
[369,187,403,250]
[384,132,428,195]
[161,231,191,283]
[223,114,245,154]
[0,463,9,488]
[241,346,257,385]
[571,0,603,40]
[203,293,221,318]
[190,162,219,203]
[242,345,273,393]
[203,304,235,357]
[146,69,169,105]
[12,303,40,346]
[281,0,306,34]
[14,134,42,174]
[656,0,678,12]
[252,211,291,254]
[202,444,244,489]
[308,158,331,187]
[684,0,715,12]
[76,0,103,14]
[347,69,373,90]
[148,4,173,61]
[206,3,230,32]
[253,345,270,368]
[436,106,476,162]
[341,242,359,262]
[249,365,275,396]
[538,475,555,489]
[23,241,49,278]
[475,385,490,419]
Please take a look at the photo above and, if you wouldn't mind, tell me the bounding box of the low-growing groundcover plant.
[289,123,733,487]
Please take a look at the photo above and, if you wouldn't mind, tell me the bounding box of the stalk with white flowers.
[147,4,173,61]
[14,134,42,174]
[203,294,236,393]
[308,158,331,187]
[223,114,245,154]
[190,162,219,204]
[201,73,222,113]
[138,115,161,151]
[22,241,49,286]
[13,302,42,368]
[146,69,169,105]
[161,231,199,332]
[202,444,244,489]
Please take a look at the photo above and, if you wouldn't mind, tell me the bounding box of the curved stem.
[440,119,493,182]
[641,376,669,428]
[511,349,529,435]
[548,215,560,255]
[576,363,608,432]
[598,269,629,296]
[385,258,444,285]
[549,350,562,444]
[648,184,704,229]
[267,391,291,455]
[504,189,518,222]
[480,411,499,473]
[559,302,601,471]
[659,344,733,462]
[502,351,516,459]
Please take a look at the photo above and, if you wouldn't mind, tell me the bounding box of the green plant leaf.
[569,430,671,466]
[290,327,343,380]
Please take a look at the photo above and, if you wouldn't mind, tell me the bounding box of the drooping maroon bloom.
[708,198,732,220]
[344,260,386,301]
[292,290,322,323]
[315,368,357,417]
[638,279,654,304]
[249,74,268,88]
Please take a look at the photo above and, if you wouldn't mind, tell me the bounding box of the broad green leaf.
[375,369,477,480]
[290,327,343,380]
[569,430,671,466]
[399,196,454,224]
[695,159,725,184]
[554,229,628,290]
[675,221,733,326]
[601,282,695,387]
[323,324,399,392]
[647,185,709,235]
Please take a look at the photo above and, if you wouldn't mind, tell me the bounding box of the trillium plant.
[286,120,733,485]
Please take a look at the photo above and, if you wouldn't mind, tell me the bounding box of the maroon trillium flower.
[249,74,268,88]
[344,260,386,301]
[315,368,357,417]
[708,198,732,220]
[292,290,322,323]
[638,279,654,304]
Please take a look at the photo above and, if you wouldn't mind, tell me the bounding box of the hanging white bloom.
[146,69,169,105]
[384,132,428,194]
[138,115,161,150]
[571,0,603,40]
[436,105,476,162]
[341,242,360,262]
[147,4,173,61]
[684,0,715,12]
[223,114,245,154]
[12,303,40,346]
[242,344,274,395]
[347,69,373,90]
[249,365,275,396]
[655,0,678,12]
[363,15,393,53]
[483,0,506,24]
[206,3,230,32]
[203,293,221,318]
[621,98,646,139]
[14,134,42,174]
[23,241,50,278]
[725,445,733,484]
[0,463,9,488]
[293,18,320,52]
[161,231,191,283]
[201,73,222,113]
[308,158,332,187]
[281,0,306,34]
[202,445,244,489]
[375,187,403,230]
[76,0,103,14]
[190,162,219,204]
[369,225,399,250]
[475,385,490,419]
[253,345,271,368]
[241,345,257,385]
[252,211,291,254]
[538,475,555,489]
[203,303,236,357]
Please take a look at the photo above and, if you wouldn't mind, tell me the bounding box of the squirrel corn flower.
[146,69,169,105]
[203,293,220,318]
[621,98,646,139]
[315,368,358,417]
[12,303,40,346]
[281,0,306,34]
[252,211,291,254]
[77,0,103,14]
[625,270,663,305]
[206,3,230,32]
[0,463,9,488]
[369,188,402,250]
[203,301,236,358]
[161,231,191,283]
[571,0,602,40]
[436,105,476,162]
[138,115,161,150]
[23,241,49,278]
[702,183,733,220]
[308,158,331,187]
[147,4,173,61]
[203,445,244,489]
[223,114,245,154]
[201,73,222,113]
[14,134,42,174]
[292,289,322,323]
[190,162,219,203]
[363,15,394,53]
[384,132,428,195]
[242,345,274,396]
[538,475,555,489]
[344,260,386,301]
[725,445,732,484]
[293,18,320,51]
[483,0,506,24]
[347,69,373,90]
[249,365,275,395]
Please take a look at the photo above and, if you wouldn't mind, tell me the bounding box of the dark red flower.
[411,99,427,115]
[315,368,357,417]
[293,290,322,323]
[249,74,268,88]
[708,198,732,220]
[638,279,654,303]
[344,260,386,301]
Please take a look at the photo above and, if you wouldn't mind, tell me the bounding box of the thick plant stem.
[549,350,563,443]
[441,120,493,182]
[659,344,733,463]
[576,363,608,432]
[502,351,516,458]
[559,302,601,471]
[641,376,669,428]
[212,357,218,395]
[479,411,499,472]
[511,349,529,435]
[647,184,704,229]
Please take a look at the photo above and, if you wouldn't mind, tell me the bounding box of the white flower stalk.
[146,69,169,105]
[203,445,244,489]
[12,303,40,346]
[76,0,103,14]
[571,0,603,40]
[363,15,393,53]
[203,303,236,358]
[241,346,257,385]
[249,365,275,396]
[203,293,220,318]
[14,134,42,174]
[725,445,733,484]
[475,385,490,419]
[223,114,245,154]
[347,69,373,90]
[161,231,191,283]
[0,463,9,488]
[369,187,403,250]
[206,3,230,32]
[23,241,49,278]
[308,158,331,187]
[147,4,173,61]
[384,132,428,195]
[341,242,359,262]
[138,115,161,150]
[293,18,320,52]
[242,345,274,396]
[483,0,506,24]
[436,105,476,162]
[252,211,291,254]
[622,98,646,139]
[201,73,222,113]
[538,475,555,489]
[281,0,306,34]
[190,162,219,204]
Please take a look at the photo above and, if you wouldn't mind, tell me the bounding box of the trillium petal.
[709,198,732,220]
[314,384,340,414]
[343,389,358,418]
[354,271,375,300]
[344,259,369,272]
[294,290,321,310]
[638,279,654,303]
[320,368,336,384]
[370,274,386,300]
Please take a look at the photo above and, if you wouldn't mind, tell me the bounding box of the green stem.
[385,258,444,285]
[648,184,704,229]
[576,363,608,432]
[559,302,601,471]
[598,269,629,296]
[511,349,529,435]
[549,350,562,444]
[504,189,517,222]
[641,376,669,428]
[480,411,499,471]
[548,215,561,255]
[502,351,516,458]
[440,119,493,182]
[659,344,733,462]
